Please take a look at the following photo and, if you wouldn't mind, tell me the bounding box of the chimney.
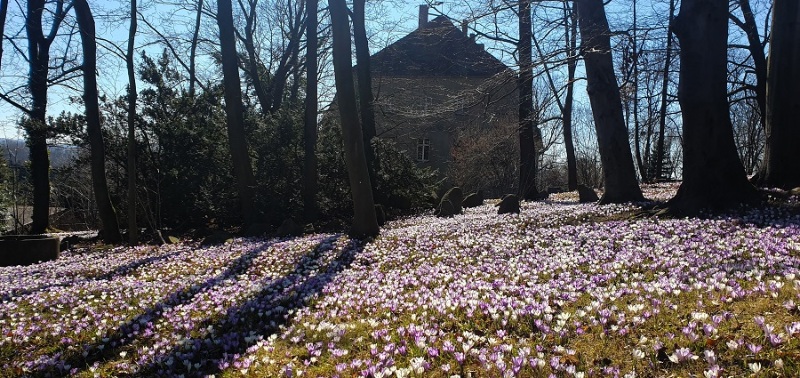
[461,20,468,35]
[419,5,428,29]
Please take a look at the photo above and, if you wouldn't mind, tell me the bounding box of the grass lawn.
[1,183,799,377]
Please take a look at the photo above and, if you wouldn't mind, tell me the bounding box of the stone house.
[360,6,518,176]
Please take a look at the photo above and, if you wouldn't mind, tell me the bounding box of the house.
[363,6,518,177]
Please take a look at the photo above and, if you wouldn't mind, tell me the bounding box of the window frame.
[417,138,431,162]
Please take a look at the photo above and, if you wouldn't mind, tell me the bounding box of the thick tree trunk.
[353,0,379,194]
[25,0,53,234]
[218,0,257,226]
[669,0,758,213]
[126,0,138,244]
[329,0,379,237]
[576,0,643,203]
[75,0,122,243]
[563,0,578,191]
[302,0,319,220]
[760,0,800,188]
[654,0,675,181]
[518,0,539,200]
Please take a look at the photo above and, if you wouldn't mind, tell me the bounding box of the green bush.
[58,50,438,233]
[317,121,438,219]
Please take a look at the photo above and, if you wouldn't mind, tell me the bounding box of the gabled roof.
[367,16,509,77]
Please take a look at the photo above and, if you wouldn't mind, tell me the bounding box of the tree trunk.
[218,0,257,226]
[563,0,578,191]
[302,0,319,220]
[242,0,271,116]
[760,0,800,188]
[631,0,646,182]
[267,3,306,114]
[74,0,122,243]
[126,0,138,244]
[188,0,203,98]
[654,0,675,181]
[25,0,55,235]
[329,0,379,237]
[669,0,758,213]
[576,0,643,203]
[0,0,7,70]
[736,0,768,133]
[353,0,379,195]
[518,0,539,200]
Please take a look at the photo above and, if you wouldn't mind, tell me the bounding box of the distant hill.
[1,138,79,168]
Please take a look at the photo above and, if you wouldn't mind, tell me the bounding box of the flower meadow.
[2,184,800,378]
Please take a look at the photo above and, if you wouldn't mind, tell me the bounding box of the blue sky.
[0,0,772,140]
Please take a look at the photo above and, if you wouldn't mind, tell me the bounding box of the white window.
[417,138,430,162]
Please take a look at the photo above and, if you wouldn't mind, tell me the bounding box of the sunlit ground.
[2,183,799,378]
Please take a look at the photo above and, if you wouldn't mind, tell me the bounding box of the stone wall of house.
[370,72,518,175]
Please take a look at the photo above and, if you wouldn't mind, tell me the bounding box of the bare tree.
[328,0,378,237]
[353,0,379,193]
[731,97,764,174]
[24,0,72,234]
[533,0,579,190]
[237,0,306,115]
[518,0,539,199]
[0,0,7,71]
[239,0,271,116]
[576,0,643,203]
[74,0,121,243]
[729,0,768,133]
[218,0,257,226]
[302,0,318,220]
[126,0,138,244]
[654,0,675,181]
[188,0,203,98]
[668,0,758,213]
[562,0,579,190]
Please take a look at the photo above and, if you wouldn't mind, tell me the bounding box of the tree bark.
[631,0,646,182]
[329,0,379,237]
[268,2,305,113]
[126,0,138,244]
[760,0,800,188]
[218,0,257,226]
[0,0,7,70]
[563,0,578,191]
[353,0,379,193]
[518,0,539,200]
[241,0,271,116]
[669,0,758,213]
[188,0,203,98]
[302,0,319,221]
[241,0,304,115]
[74,0,122,243]
[654,0,675,181]
[576,0,643,203]
[25,0,65,234]
[734,0,768,133]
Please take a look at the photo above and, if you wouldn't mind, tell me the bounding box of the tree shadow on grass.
[26,235,360,377]
[0,248,187,302]
[26,237,291,377]
[127,234,361,377]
